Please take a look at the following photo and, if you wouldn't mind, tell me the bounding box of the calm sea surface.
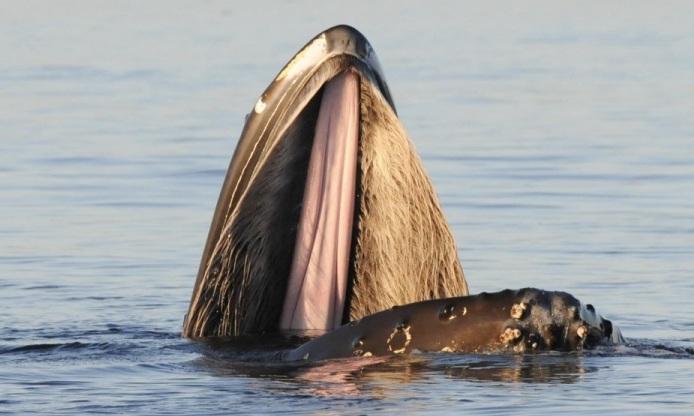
[2,1,693,414]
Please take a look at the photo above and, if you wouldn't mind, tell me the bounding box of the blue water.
[2,1,693,414]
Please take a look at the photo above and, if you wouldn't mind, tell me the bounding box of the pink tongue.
[280,71,359,330]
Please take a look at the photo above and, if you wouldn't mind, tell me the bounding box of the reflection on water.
[192,343,597,397]
[188,335,694,397]
[289,354,595,387]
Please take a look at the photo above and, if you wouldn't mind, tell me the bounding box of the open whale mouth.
[183,25,466,338]
[182,26,395,335]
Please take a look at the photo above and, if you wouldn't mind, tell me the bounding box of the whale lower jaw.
[285,288,624,361]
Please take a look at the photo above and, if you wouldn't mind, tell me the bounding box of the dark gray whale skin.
[285,288,624,362]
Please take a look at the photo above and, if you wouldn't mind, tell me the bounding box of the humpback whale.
[183,25,623,357]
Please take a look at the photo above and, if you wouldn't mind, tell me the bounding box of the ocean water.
[1,1,693,414]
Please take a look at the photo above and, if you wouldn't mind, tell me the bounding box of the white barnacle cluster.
[500,327,521,344]
[510,302,527,320]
